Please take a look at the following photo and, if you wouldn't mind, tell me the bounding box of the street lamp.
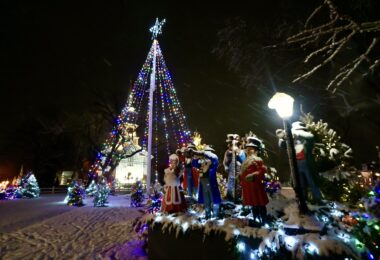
[268,92,308,213]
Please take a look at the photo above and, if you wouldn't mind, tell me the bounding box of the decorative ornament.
[149,18,166,40]
[192,132,205,151]
[341,214,359,226]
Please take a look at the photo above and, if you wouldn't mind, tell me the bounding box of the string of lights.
[88,28,191,183]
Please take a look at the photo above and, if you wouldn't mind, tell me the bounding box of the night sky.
[1,1,379,183]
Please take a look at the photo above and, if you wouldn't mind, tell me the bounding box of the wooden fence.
[39,187,131,194]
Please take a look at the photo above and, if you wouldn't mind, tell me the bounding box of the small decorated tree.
[300,113,365,204]
[300,113,353,173]
[65,181,85,206]
[146,186,163,214]
[217,172,228,200]
[13,186,23,199]
[11,176,23,199]
[109,179,116,196]
[363,181,380,218]
[94,178,110,207]
[130,180,144,207]
[0,180,9,200]
[350,211,380,259]
[264,167,281,198]
[85,180,97,197]
[22,172,40,198]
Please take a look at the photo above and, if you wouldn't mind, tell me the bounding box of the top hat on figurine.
[226,134,239,143]
[291,121,307,131]
[245,136,262,149]
[176,146,187,154]
[204,145,215,152]
[192,149,205,156]
[186,143,196,151]
[169,154,179,161]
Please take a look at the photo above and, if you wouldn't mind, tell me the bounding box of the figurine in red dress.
[240,136,268,225]
[161,154,187,213]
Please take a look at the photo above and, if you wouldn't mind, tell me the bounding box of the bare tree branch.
[287,0,380,91]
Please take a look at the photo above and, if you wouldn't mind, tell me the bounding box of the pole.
[147,40,157,195]
[283,119,308,213]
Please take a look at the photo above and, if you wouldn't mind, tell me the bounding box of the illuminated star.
[149,18,166,40]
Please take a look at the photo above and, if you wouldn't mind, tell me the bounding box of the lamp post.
[268,92,308,213]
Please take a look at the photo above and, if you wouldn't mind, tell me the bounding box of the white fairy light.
[233,228,240,236]
[181,222,189,232]
[236,241,246,252]
[284,236,298,250]
[277,228,285,236]
[337,232,351,243]
[305,243,319,255]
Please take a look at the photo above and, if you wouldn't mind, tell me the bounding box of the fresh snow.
[137,189,355,259]
[0,194,146,259]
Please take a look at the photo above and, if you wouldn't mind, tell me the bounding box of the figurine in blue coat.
[196,145,221,219]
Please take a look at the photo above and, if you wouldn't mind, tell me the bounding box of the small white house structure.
[114,123,149,184]
[58,171,74,185]
[115,150,148,184]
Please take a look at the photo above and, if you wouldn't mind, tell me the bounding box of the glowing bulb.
[236,241,246,252]
[284,236,297,250]
[233,229,240,236]
[268,92,294,118]
[305,243,319,255]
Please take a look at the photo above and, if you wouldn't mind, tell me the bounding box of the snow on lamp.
[268,92,294,119]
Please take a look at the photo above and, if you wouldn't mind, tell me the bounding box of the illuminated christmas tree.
[300,113,364,204]
[85,180,97,197]
[94,178,110,207]
[363,181,380,218]
[22,171,40,198]
[130,180,144,207]
[89,18,191,192]
[65,180,85,206]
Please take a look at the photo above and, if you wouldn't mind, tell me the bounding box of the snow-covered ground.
[0,194,146,259]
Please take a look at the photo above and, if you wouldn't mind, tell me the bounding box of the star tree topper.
[149,18,166,40]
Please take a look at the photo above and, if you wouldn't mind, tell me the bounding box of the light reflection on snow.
[50,200,68,205]
[337,232,350,243]
[181,222,189,232]
[166,215,175,221]
[217,219,225,226]
[154,216,163,222]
